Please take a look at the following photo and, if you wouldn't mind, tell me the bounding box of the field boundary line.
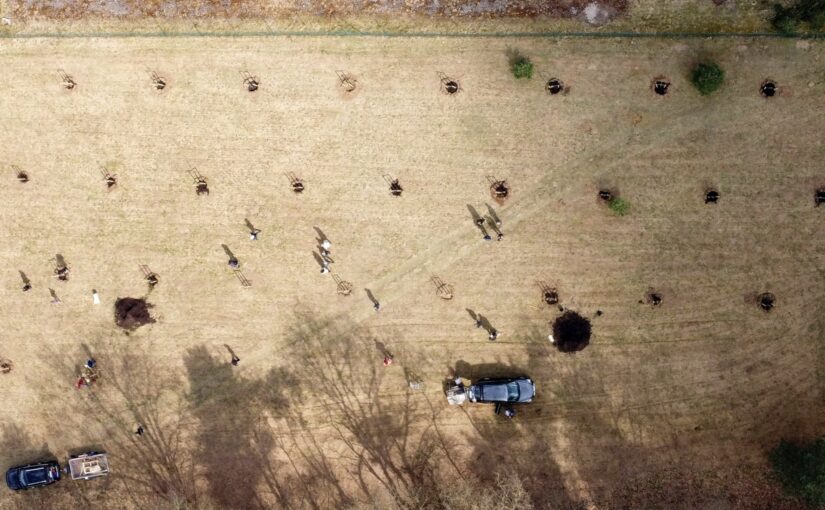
[1,29,825,39]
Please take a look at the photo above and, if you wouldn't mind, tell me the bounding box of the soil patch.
[115,297,155,330]
[552,311,591,352]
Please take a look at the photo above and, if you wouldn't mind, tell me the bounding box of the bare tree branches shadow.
[280,313,468,509]
[38,339,199,508]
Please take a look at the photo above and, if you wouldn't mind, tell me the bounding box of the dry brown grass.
[0,35,823,508]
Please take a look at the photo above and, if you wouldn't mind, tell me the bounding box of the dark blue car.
[5,461,61,491]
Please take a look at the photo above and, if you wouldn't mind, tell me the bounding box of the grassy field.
[0,34,823,509]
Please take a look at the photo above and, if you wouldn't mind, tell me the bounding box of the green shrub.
[770,438,825,508]
[608,197,630,216]
[691,63,725,96]
[772,4,800,33]
[771,0,825,32]
[511,57,534,80]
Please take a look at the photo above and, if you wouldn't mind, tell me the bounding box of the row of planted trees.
[509,51,725,96]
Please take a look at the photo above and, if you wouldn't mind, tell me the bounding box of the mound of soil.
[115,297,155,330]
[552,311,591,352]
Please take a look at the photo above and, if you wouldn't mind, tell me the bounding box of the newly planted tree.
[510,55,534,79]
[691,63,725,96]
[608,197,630,216]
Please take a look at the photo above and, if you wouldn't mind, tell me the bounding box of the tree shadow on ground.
[281,315,442,508]
[184,344,346,510]
[39,339,199,508]
[183,345,275,509]
[455,348,581,509]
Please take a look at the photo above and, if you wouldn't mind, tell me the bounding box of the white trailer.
[67,452,109,481]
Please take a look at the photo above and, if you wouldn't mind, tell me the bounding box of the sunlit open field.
[0,35,823,509]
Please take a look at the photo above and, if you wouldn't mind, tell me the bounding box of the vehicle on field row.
[446,376,535,405]
[5,452,109,491]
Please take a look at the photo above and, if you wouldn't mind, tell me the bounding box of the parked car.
[467,376,535,403]
[5,461,61,491]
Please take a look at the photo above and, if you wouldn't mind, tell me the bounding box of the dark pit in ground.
[492,182,509,199]
[758,292,775,312]
[546,79,563,95]
[115,297,155,330]
[653,80,670,95]
[552,311,591,353]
